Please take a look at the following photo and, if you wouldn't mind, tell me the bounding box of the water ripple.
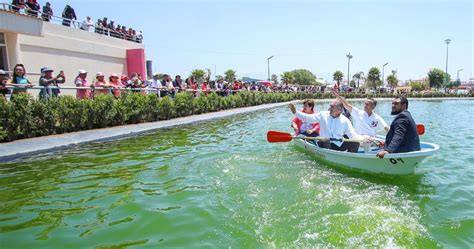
[0,100,473,248]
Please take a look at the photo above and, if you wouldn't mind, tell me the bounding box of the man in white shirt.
[334,91,389,137]
[289,100,362,153]
[146,74,162,96]
[80,16,94,32]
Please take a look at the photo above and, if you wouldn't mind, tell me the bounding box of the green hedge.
[0,91,472,142]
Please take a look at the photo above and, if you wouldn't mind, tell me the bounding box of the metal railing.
[0,2,143,43]
[1,84,316,100]
[3,84,280,93]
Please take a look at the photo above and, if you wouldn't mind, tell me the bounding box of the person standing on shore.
[38,67,65,99]
[41,2,53,21]
[9,64,34,96]
[75,70,91,99]
[0,70,10,98]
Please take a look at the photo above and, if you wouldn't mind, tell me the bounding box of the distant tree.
[206,68,212,82]
[427,68,446,90]
[271,74,279,84]
[443,73,452,89]
[224,69,236,82]
[386,72,399,89]
[281,71,295,84]
[190,69,207,83]
[453,79,461,87]
[349,79,356,88]
[366,67,381,90]
[409,80,429,91]
[291,69,317,85]
[445,77,460,89]
[333,70,344,88]
[215,75,224,81]
[352,71,364,89]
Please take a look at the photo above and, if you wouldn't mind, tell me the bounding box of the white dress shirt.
[350,107,388,137]
[295,110,360,146]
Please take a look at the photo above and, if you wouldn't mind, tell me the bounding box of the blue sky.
[51,0,472,82]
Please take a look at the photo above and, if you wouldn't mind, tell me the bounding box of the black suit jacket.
[385,110,420,153]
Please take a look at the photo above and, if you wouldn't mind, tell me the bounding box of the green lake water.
[1,99,473,248]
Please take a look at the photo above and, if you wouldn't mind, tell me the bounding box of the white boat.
[293,139,440,175]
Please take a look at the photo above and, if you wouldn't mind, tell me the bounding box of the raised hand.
[288,103,296,114]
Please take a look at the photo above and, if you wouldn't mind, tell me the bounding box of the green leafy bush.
[0,91,471,142]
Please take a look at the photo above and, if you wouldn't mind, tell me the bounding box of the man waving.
[289,100,361,153]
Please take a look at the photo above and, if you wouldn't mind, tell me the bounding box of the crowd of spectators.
[0,65,327,101]
[93,17,142,43]
[7,0,143,43]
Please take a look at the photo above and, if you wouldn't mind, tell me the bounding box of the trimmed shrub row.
[0,91,471,142]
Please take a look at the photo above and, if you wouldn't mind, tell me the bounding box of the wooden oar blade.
[416,124,425,135]
[267,131,293,143]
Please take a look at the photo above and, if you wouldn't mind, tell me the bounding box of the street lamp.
[445,39,451,74]
[382,62,388,87]
[346,53,353,87]
[267,56,274,80]
[457,68,463,81]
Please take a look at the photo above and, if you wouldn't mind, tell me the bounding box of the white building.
[0,5,146,90]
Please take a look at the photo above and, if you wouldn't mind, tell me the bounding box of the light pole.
[457,68,463,81]
[382,62,388,87]
[267,56,274,80]
[445,39,451,75]
[346,53,353,86]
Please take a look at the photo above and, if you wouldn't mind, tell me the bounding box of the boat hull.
[293,139,439,175]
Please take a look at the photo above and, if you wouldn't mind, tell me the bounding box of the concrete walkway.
[0,101,296,162]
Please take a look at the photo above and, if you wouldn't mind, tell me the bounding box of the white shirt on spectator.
[146,79,160,89]
[81,18,94,31]
[350,106,388,137]
[295,110,360,146]
[166,80,174,90]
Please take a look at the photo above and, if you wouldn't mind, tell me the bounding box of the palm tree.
[352,71,364,89]
[206,68,212,82]
[224,69,236,83]
[190,69,206,83]
[387,72,399,89]
[271,74,279,84]
[333,70,344,88]
[281,71,294,85]
[366,67,381,90]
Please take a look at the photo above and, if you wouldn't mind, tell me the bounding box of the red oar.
[267,131,294,143]
[416,124,425,135]
[267,131,361,143]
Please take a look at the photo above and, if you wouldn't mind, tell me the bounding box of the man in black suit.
[377,96,420,158]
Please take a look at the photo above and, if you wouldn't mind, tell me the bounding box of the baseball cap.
[78,69,87,74]
[42,67,54,73]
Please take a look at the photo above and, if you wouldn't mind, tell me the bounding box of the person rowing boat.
[289,100,363,153]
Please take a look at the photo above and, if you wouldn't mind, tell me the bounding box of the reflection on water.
[0,100,473,248]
